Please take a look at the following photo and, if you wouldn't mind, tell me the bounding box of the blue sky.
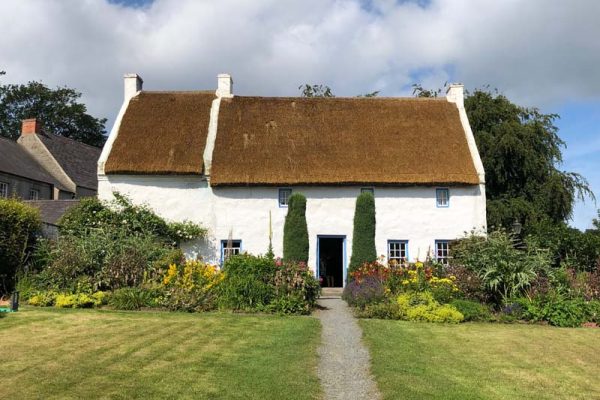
[1,0,599,229]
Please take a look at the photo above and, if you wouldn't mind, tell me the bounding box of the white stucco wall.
[98,176,487,278]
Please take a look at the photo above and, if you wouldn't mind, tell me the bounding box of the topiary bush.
[283,193,309,263]
[0,198,41,295]
[349,192,376,272]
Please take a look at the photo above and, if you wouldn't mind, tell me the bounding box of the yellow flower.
[402,280,410,285]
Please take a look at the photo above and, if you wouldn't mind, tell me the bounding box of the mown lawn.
[361,320,600,400]
[0,308,321,400]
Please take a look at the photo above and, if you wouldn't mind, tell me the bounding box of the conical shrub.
[349,191,377,272]
[283,193,309,263]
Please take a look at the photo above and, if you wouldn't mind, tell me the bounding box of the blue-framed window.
[436,188,450,207]
[278,188,292,207]
[435,240,450,264]
[388,240,408,265]
[220,239,242,264]
[361,187,374,195]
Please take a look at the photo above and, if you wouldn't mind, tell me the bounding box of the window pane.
[436,241,449,264]
[279,188,292,206]
[436,189,449,207]
[388,241,407,264]
[222,240,242,262]
[0,182,7,198]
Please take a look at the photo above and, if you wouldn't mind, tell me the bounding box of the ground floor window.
[29,188,40,200]
[0,182,7,198]
[221,239,242,264]
[388,240,408,265]
[435,240,450,264]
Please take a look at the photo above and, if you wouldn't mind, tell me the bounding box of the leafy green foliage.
[0,74,106,146]
[396,291,464,323]
[283,193,309,262]
[0,198,41,294]
[526,219,600,271]
[349,192,377,272]
[452,230,551,303]
[218,254,320,314]
[59,194,206,245]
[520,294,590,327]
[298,84,334,98]
[218,254,277,310]
[109,287,156,310]
[450,299,491,322]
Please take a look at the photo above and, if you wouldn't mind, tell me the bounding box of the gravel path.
[315,297,381,400]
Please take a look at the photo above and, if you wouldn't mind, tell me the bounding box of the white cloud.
[1,0,600,126]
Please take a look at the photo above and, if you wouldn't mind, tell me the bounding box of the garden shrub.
[443,264,488,302]
[218,254,277,310]
[349,192,377,272]
[588,300,600,323]
[28,291,59,307]
[160,261,223,312]
[283,193,309,262]
[355,301,402,319]
[0,198,41,295]
[59,194,206,245]
[109,287,156,310]
[521,294,590,327]
[450,299,491,322]
[271,259,320,314]
[397,292,464,323]
[342,276,385,308]
[452,230,551,304]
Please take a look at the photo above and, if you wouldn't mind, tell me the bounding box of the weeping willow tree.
[413,84,595,230]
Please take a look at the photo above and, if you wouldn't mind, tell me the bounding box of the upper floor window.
[435,240,450,265]
[0,182,7,198]
[388,240,408,265]
[436,188,449,207]
[221,239,242,264]
[361,187,374,195]
[29,188,40,200]
[278,188,292,207]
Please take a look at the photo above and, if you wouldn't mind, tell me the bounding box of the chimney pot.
[446,83,464,108]
[21,118,40,135]
[216,73,233,98]
[124,73,143,101]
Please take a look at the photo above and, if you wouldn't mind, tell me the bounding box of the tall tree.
[0,72,107,146]
[349,192,377,272]
[283,193,309,263]
[413,85,594,230]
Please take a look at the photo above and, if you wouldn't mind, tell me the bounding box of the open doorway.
[317,236,345,288]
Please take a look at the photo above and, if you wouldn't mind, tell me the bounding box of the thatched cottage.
[98,74,486,287]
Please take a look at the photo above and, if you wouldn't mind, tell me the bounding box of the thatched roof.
[105,92,479,185]
[210,96,479,186]
[105,91,215,175]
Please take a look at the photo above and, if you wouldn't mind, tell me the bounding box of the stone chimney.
[216,73,233,98]
[446,83,464,108]
[124,73,143,101]
[21,118,41,135]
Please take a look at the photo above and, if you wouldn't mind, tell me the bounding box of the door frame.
[316,235,347,288]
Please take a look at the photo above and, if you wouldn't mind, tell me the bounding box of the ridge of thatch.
[210,96,479,186]
[104,91,215,175]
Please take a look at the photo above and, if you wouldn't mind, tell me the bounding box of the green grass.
[0,308,322,400]
[361,320,600,400]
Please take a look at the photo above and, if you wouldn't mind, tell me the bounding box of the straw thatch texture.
[210,96,479,186]
[105,91,214,175]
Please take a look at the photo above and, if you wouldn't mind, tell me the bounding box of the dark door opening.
[318,237,344,288]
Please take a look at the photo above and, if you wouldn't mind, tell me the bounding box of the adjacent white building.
[98,74,486,287]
